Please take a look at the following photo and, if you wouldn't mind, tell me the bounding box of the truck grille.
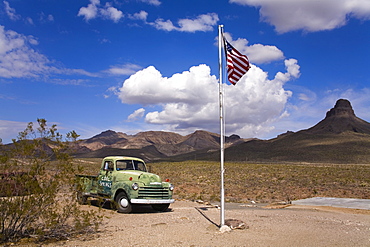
[138,186,170,199]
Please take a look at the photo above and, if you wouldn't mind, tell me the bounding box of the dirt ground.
[41,200,370,247]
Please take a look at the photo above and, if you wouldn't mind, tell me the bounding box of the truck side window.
[104,161,114,171]
[126,161,134,170]
[115,160,146,171]
[134,161,147,172]
[108,161,114,171]
[116,160,133,170]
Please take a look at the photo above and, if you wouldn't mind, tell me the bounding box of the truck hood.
[118,170,162,185]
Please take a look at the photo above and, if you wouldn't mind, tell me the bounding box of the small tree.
[0,119,102,243]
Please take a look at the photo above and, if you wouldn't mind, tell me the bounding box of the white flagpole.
[218,24,225,228]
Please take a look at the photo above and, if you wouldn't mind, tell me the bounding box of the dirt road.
[47,200,370,247]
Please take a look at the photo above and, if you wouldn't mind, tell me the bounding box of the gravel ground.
[42,200,370,247]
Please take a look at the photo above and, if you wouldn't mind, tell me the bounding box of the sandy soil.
[40,200,370,247]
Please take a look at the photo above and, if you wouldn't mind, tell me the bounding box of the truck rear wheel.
[115,192,132,213]
[151,203,170,212]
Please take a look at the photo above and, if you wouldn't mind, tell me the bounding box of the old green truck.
[75,156,174,213]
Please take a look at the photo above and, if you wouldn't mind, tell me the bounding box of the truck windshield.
[116,160,147,172]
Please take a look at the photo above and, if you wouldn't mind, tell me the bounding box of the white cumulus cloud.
[139,0,161,6]
[230,0,370,33]
[100,2,123,23]
[128,108,146,121]
[150,13,219,32]
[78,0,123,23]
[129,11,148,21]
[0,26,95,80]
[0,26,50,78]
[222,32,284,64]
[118,64,217,105]
[117,59,300,137]
[3,1,20,21]
[78,0,99,21]
[105,63,142,76]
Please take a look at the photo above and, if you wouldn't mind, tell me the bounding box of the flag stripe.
[223,37,250,85]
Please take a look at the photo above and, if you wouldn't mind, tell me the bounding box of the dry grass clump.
[150,161,370,203]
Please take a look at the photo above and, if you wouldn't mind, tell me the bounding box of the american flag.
[224,38,250,85]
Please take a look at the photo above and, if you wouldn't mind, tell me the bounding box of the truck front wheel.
[115,192,132,213]
[151,203,170,212]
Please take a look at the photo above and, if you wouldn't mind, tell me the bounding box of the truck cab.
[76,156,174,213]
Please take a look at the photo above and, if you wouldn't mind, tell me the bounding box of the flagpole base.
[219,225,231,233]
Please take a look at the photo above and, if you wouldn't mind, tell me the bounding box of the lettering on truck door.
[98,160,114,195]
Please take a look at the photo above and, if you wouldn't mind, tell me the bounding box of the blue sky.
[1,0,370,144]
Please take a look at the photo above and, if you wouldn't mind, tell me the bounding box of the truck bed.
[75,174,99,194]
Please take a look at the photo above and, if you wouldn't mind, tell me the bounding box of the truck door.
[98,160,114,196]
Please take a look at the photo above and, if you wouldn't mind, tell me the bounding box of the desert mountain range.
[76,129,246,160]
[75,99,370,163]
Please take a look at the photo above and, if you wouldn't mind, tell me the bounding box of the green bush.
[0,119,103,244]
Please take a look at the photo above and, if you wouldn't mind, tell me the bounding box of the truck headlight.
[132,183,139,190]
[169,184,174,191]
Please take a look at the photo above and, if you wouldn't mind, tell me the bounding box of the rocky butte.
[306,99,370,134]
[222,99,370,163]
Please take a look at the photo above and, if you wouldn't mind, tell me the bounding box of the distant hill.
[74,130,245,161]
[214,99,370,163]
[82,130,129,150]
[306,99,370,134]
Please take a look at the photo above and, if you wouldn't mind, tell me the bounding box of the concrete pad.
[292,197,370,210]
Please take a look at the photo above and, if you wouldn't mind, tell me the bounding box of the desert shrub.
[0,119,103,244]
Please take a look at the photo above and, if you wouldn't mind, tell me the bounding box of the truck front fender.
[112,182,133,201]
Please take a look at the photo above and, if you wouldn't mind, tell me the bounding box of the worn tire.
[151,203,170,212]
[115,192,132,213]
[76,191,88,205]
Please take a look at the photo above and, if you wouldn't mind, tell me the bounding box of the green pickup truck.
[75,156,174,213]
